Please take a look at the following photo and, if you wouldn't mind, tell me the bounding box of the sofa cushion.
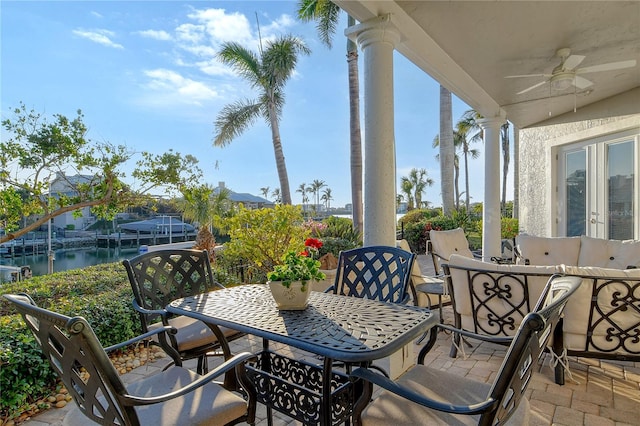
[561,265,640,356]
[577,235,640,269]
[515,234,581,266]
[446,254,560,336]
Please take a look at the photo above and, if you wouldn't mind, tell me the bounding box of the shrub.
[501,218,519,239]
[0,262,140,422]
[222,205,309,276]
[401,215,461,253]
[304,216,362,258]
[0,316,59,421]
[398,208,440,227]
[317,236,360,258]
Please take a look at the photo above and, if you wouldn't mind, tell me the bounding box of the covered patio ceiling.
[333,1,640,128]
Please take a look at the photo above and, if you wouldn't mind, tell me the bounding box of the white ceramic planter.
[268,280,311,310]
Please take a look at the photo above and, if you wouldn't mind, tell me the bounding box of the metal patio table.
[167,284,438,426]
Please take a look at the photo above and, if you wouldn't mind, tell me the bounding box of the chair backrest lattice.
[482,275,581,425]
[123,249,222,328]
[333,246,415,304]
[465,269,533,337]
[4,293,143,425]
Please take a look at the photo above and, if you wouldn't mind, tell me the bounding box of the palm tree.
[433,133,461,209]
[321,187,333,210]
[296,183,309,213]
[309,179,326,214]
[400,177,414,211]
[439,86,455,215]
[396,194,404,211]
[259,186,270,200]
[297,0,363,235]
[407,168,434,209]
[458,109,484,213]
[213,36,311,206]
[271,187,282,204]
[178,184,228,261]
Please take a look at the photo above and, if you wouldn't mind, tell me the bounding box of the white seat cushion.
[149,316,240,352]
[578,235,640,269]
[515,234,581,266]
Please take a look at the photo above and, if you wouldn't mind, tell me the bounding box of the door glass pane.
[608,141,634,240]
[566,151,586,237]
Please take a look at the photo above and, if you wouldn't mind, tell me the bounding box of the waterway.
[0,247,138,281]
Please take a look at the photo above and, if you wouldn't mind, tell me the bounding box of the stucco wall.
[519,88,640,237]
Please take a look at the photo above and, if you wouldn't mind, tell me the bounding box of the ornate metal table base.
[246,350,353,425]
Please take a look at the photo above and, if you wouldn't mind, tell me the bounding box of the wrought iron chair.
[325,245,417,377]
[350,274,582,426]
[327,245,416,304]
[123,249,244,375]
[3,293,256,426]
[442,254,559,358]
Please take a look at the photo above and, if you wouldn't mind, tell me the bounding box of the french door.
[559,135,638,239]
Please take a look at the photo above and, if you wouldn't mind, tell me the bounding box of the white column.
[346,15,400,247]
[479,117,505,260]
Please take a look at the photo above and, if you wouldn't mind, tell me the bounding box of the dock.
[96,231,197,249]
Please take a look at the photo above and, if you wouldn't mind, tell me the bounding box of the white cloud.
[137,29,172,41]
[175,23,205,45]
[186,8,254,46]
[90,11,103,19]
[72,29,123,49]
[142,69,219,105]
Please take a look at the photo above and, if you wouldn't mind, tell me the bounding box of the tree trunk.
[501,122,510,216]
[513,125,519,219]
[347,15,363,236]
[439,86,455,215]
[268,101,292,205]
[464,150,470,213]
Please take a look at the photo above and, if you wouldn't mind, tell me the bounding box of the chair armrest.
[350,367,497,415]
[119,352,257,406]
[132,299,168,317]
[436,323,514,345]
[104,325,183,366]
[104,326,177,353]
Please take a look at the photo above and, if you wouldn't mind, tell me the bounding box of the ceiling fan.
[506,48,637,95]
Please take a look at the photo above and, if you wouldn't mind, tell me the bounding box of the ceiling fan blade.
[563,55,585,70]
[573,75,594,89]
[505,73,548,79]
[516,80,547,95]
[577,60,637,74]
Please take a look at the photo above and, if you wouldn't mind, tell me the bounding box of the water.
[0,247,138,280]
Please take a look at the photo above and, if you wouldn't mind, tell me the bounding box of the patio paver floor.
[22,256,640,426]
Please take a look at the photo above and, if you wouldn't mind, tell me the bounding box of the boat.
[119,216,195,234]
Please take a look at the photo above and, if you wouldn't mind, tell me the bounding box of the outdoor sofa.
[443,234,640,384]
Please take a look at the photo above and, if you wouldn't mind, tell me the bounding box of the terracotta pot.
[268,280,311,310]
[310,269,337,293]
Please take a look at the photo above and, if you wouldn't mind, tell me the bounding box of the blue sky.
[1,0,493,209]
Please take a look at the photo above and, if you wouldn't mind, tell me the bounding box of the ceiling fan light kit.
[550,72,574,91]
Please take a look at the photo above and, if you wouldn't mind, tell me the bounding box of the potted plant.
[267,240,326,310]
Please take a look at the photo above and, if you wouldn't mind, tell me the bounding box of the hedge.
[0,262,139,422]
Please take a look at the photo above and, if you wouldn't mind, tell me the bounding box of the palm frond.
[262,35,311,89]
[297,0,340,48]
[213,99,263,147]
[217,42,262,87]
